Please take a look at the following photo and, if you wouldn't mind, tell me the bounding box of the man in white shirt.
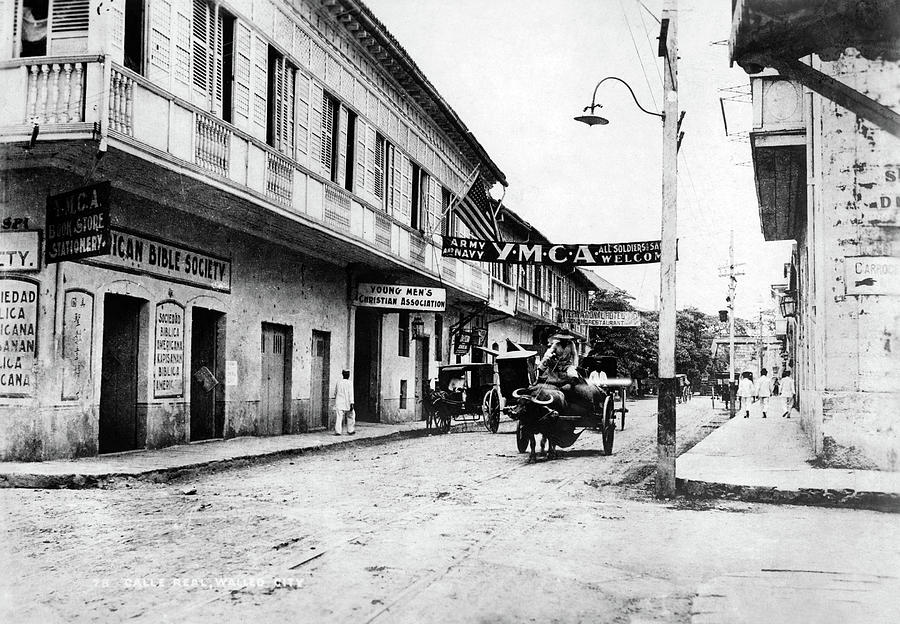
[755,368,772,418]
[334,369,355,436]
[779,370,795,418]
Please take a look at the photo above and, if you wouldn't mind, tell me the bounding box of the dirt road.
[2,398,898,623]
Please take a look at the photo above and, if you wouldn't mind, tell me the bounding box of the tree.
[587,291,719,382]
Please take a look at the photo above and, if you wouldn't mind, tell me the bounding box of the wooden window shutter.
[191,0,211,104]
[252,34,267,130]
[148,0,173,87]
[48,0,89,54]
[172,1,192,98]
[319,90,334,177]
[356,118,368,199]
[283,63,295,156]
[397,152,412,222]
[373,133,384,201]
[427,175,440,235]
[232,20,252,130]
[337,104,349,186]
[309,81,325,175]
[295,71,310,159]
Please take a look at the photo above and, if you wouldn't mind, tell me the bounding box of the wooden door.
[191,308,224,440]
[310,331,331,429]
[414,337,429,420]
[99,295,143,453]
[261,323,289,435]
[353,309,381,422]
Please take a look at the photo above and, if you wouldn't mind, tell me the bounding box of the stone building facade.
[0,0,596,460]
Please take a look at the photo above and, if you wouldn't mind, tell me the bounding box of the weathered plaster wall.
[811,50,900,470]
[0,169,351,460]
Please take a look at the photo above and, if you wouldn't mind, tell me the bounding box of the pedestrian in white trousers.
[334,369,355,435]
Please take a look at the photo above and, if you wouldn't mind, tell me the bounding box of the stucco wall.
[0,170,351,460]
[809,50,900,469]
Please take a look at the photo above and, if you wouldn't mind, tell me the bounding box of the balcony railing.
[1,56,495,302]
[25,61,87,124]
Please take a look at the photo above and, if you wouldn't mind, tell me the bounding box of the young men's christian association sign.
[354,283,446,311]
[442,236,664,266]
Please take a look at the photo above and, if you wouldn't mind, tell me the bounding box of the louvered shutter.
[373,133,384,203]
[107,1,125,64]
[396,152,412,223]
[337,104,348,186]
[283,63,295,156]
[191,0,211,107]
[213,11,223,115]
[271,55,284,149]
[309,81,325,175]
[232,20,252,131]
[171,0,192,99]
[295,71,310,160]
[48,0,89,55]
[355,119,368,198]
[427,175,440,235]
[252,34,267,135]
[148,0,173,88]
[321,92,334,179]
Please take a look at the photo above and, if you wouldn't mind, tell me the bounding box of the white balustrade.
[108,68,134,135]
[195,114,230,176]
[25,62,86,124]
[266,152,294,205]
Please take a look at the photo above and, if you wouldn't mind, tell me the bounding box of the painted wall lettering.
[0,231,40,272]
[62,290,94,400]
[0,279,37,397]
[154,301,185,398]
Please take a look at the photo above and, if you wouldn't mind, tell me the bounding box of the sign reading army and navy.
[45,182,111,264]
[442,236,663,266]
[354,283,446,311]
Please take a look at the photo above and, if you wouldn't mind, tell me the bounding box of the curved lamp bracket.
[582,77,664,121]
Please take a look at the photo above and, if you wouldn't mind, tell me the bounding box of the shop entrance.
[190,308,225,441]
[99,294,145,454]
[260,323,291,435]
[414,337,430,420]
[353,308,381,422]
[310,331,331,429]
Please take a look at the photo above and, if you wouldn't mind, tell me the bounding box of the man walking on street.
[780,369,795,418]
[334,369,355,436]
[756,368,772,419]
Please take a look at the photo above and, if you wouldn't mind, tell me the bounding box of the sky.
[363,0,794,319]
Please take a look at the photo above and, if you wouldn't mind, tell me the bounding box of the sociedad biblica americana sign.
[354,283,446,311]
[442,236,663,266]
[558,309,641,327]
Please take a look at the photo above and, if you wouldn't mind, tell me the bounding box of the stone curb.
[0,427,432,490]
[676,477,900,513]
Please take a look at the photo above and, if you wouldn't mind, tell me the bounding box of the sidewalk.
[0,421,427,489]
[677,406,900,512]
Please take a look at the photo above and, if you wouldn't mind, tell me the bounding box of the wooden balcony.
[0,56,491,302]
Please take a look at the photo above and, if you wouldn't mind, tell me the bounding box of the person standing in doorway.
[780,369,795,418]
[756,368,772,418]
[334,369,355,436]
[737,372,754,418]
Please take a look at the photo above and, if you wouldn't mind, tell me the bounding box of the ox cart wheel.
[482,386,501,433]
[515,420,530,453]
[602,396,615,455]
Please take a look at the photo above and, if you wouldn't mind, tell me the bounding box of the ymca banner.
[442,236,664,266]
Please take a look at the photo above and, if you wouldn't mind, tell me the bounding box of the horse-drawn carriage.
[424,362,503,434]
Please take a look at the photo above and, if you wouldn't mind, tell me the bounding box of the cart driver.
[538,332,580,387]
[448,373,466,402]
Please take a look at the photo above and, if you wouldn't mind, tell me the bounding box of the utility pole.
[718,230,744,419]
[655,0,678,498]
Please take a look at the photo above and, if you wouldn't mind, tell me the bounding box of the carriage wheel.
[438,405,452,434]
[482,386,501,433]
[619,389,627,431]
[602,421,615,455]
[515,420,530,453]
